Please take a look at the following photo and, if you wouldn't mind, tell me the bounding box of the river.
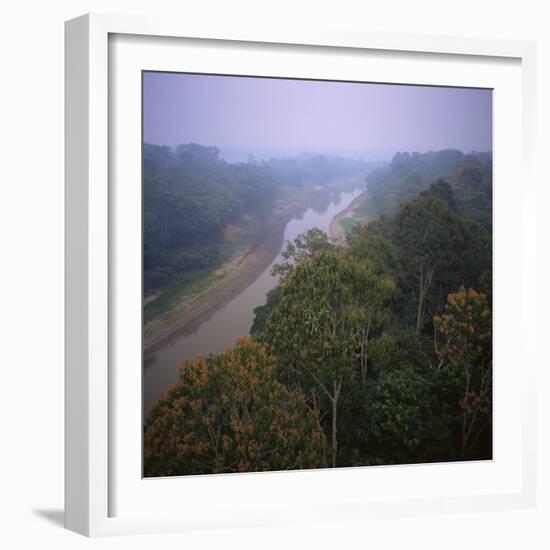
[143,186,363,411]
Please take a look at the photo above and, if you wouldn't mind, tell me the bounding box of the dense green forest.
[358,149,492,227]
[144,149,493,476]
[143,143,375,293]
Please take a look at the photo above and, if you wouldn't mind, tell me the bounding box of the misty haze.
[142,72,493,477]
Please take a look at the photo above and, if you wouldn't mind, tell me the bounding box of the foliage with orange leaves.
[434,287,492,458]
[144,337,325,477]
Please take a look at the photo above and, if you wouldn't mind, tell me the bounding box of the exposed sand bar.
[328,189,368,243]
[144,203,296,357]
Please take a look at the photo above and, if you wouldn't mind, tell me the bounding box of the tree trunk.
[331,397,338,468]
[360,316,371,385]
[331,379,342,468]
[416,265,433,335]
[310,389,328,468]
[416,267,424,335]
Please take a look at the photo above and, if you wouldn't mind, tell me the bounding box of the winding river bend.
[144,186,362,411]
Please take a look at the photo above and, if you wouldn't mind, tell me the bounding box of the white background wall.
[0,1,547,548]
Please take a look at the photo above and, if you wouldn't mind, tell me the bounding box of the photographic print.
[142,72,493,477]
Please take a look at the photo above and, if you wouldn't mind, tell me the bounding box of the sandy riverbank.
[144,180,363,357]
[328,189,368,243]
[144,203,295,357]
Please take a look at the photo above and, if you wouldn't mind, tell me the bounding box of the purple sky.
[143,72,492,161]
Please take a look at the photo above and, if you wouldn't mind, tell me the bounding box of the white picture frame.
[65,12,537,537]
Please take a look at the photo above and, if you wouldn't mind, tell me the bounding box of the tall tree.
[144,337,325,476]
[434,287,492,458]
[392,195,464,334]
[260,251,395,466]
[272,228,334,278]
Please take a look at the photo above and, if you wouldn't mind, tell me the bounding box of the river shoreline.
[144,180,361,358]
[144,205,292,358]
[328,189,368,243]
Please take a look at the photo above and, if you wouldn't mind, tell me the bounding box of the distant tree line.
[264,152,380,186]
[144,149,493,476]
[362,149,492,229]
[143,143,376,292]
